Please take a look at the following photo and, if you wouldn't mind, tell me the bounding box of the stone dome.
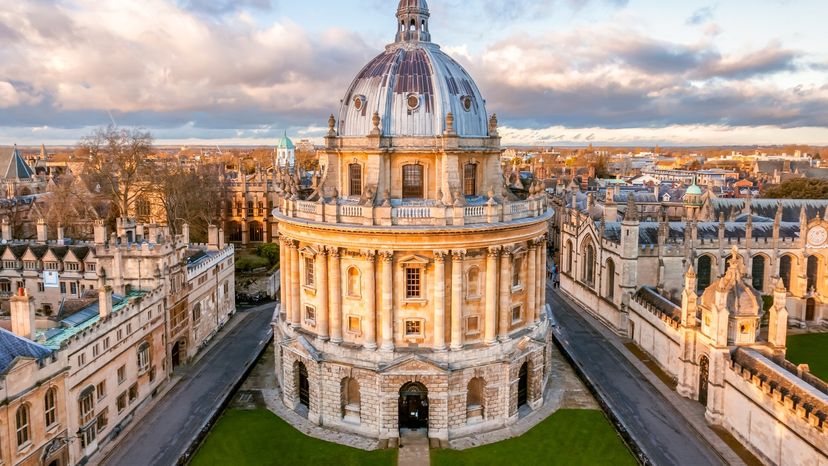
[337,0,489,138]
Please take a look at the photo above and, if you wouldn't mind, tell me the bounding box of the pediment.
[381,355,447,374]
[397,254,430,267]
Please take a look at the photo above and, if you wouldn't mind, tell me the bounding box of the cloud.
[179,0,275,16]
[686,6,715,25]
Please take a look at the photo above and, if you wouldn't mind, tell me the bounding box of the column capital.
[316,246,328,257]
[434,250,449,262]
[451,249,466,261]
[379,250,394,262]
[286,239,298,249]
[487,246,501,257]
[326,246,341,258]
[360,249,377,260]
[501,245,514,257]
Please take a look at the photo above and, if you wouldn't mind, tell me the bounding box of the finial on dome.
[489,113,499,137]
[370,111,381,136]
[445,112,455,135]
[327,114,336,137]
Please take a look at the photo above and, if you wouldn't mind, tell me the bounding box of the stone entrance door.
[399,382,429,431]
[518,362,529,408]
[698,355,710,406]
[806,298,816,322]
[298,363,310,408]
[171,340,185,369]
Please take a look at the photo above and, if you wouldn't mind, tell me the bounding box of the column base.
[380,343,395,352]
[330,338,343,344]
[318,336,330,342]
[450,344,463,351]
[498,336,510,343]
[485,339,498,346]
[433,346,447,352]
[364,343,378,350]
[291,323,300,329]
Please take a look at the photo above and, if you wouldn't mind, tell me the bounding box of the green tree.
[763,178,828,199]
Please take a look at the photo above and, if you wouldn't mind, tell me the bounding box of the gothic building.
[272,0,553,444]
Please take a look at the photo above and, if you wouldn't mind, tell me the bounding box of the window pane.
[402,165,424,198]
[463,163,477,196]
[349,164,362,197]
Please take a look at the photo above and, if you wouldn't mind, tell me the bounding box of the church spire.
[396,0,431,43]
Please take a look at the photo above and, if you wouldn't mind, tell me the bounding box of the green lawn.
[786,333,828,381]
[431,409,636,466]
[191,409,396,466]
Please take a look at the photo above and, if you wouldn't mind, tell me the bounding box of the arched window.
[341,377,360,421]
[137,341,150,372]
[347,267,361,297]
[136,196,151,217]
[566,240,573,274]
[467,266,480,298]
[751,256,766,291]
[605,259,616,299]
[807,256,819,292]
[779,255,793,291]
[582,243,595,286]
[723,254,732,274]
[402,164,424,198]
[467,377,486,421]
[44,388,57,428]
[79,386,95,425]
[410,19,416,31]
[349,163,362,197]
[697,256,712,292]
[463,163,477,196]
[15,404,30,447]
[192,302,202,323]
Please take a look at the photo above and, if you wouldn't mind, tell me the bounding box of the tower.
[395,0,431,43]
[276,132,295,171]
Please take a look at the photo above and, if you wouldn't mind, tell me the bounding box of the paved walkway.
[398,431,430,466]
[550,288,732,466]
[95,305,275,466]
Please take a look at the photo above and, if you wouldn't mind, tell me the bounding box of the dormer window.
[24,260,37,270]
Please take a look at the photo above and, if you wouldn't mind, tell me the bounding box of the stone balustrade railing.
[275,196,549,227]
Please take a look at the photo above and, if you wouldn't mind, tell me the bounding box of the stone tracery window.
[605,259,615,299]
[44,387,57,428]
[582,243,595,287]
[779,255,793,291]
[16,404,30,447]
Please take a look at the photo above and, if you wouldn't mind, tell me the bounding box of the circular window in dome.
[461,95,473,112]
[407,93,420,110]
[353,95,366,111]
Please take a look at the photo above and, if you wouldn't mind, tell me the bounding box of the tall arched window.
[341,377,361,420]
[349,163,362,197]
[15,404,30,447]
[402,164,424,198]
[751,256,766,291]
[566,240,573,274]
[463,163,478,196]
[605,259,616,299]
[807,255,819,291]
[44,388,57,428]
[582,243,595,286]
[779,255,793,291]
[467,377,486,421]
[347,267,361,297]
[697,255,712,292]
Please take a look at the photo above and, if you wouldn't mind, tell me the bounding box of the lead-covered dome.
[337,0,489,138]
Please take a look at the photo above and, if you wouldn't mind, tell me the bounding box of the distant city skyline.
[1,0,827,146]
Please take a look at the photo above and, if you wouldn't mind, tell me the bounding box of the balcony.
[275,195,549,228]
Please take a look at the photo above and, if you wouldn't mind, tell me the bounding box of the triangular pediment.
[397,254,430,267]
[381,354,447,374]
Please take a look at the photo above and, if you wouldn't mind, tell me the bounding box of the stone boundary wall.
[559,274,625,332]
[628,296,682,381]
[723,353,828,465]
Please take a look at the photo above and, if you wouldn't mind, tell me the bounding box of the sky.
[1,0,827,146]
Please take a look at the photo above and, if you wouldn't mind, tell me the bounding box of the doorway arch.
[171,339,186,369]
[806,298,816,322]
[295,362,309,409]
[398,382,429,432]
[517,362,529,408]
[698,355,710,406]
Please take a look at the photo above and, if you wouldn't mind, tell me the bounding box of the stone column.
[363,251,377,350]
[289,241,300,327]
[498,247,513,341]
[433,251,447,351]
[380,251,394,352]
[316,248,329,340]
[279,237,287,318]
[539,238,547,317]
[328,248,343,343]
[450,250,465,350]
[484,247,499,344]
[527,242,537,323]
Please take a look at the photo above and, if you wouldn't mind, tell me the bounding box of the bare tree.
[79,126,155,218]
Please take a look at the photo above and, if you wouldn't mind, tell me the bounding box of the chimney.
[208,225,219,251]
[10,288,35,340]
[99,282,113,319]
[57,223,65,244]
[1,217,10,241]
[181,223,190,244]
[36,218,47,242]
[94,221,107,245]
[218,228,225,250]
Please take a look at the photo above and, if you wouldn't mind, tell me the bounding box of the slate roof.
[0,146,35,180]
[710,199,828,222]
[0,327,52,374]
[601,221,801,245]
[634,287,681,322]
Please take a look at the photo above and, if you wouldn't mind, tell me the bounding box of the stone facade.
[271,1,553,444]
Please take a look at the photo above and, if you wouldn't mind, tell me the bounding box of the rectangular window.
[402,164,424,198]
[511,304,522,324]
[44,390,57,427]
[349,163,362,197]
[66,262,80,271]
[80,426,96,448]
[24,260,37,270]
[149,366,156,383]
[305,305,316,325]
[103,337,110,350]
[405,267,422,299]
[117,329,123,341]
[38,282,45,292]
[60,282,66,294]
[79,391,95,425]
[512,258,522,288]
[117,365,126,384]
[96,381,106,400]
[96,409,108,433]
[463,163,477,196]
[77,353,86,366]
[15,406,30,447]
[71,282,77,295]
[304,256,315,287]
[128,384,138,403]
[45,261,59,271]
[137,344,150,372]
[405,319,422,337]
[92,344,99,358]
[126,323,132,334]
[117,393,127,413]
[348,316,361,334]
[3,260,15,270]
[466,315,480,335]
[88,263,96,272]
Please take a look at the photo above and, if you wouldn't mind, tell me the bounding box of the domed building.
[272,0,553,443]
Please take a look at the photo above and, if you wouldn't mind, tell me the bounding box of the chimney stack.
[208,225,219,251]
[218,228,225,250]
[1,217,10,241]
[10,288,35,340]
[57,223,65,244]
[94,220,107,245]
[181,223,190,244]
[99,279,113,319]
[36,218,47,242]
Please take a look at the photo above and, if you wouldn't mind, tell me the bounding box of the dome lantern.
[396,0,430,43]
